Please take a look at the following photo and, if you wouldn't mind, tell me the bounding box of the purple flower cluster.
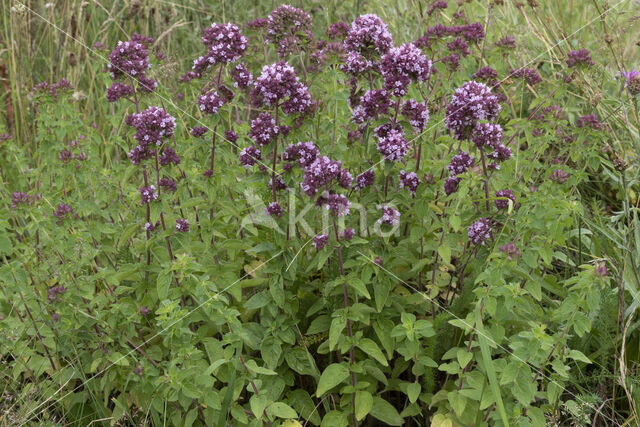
[352,89,390,123]
[338,170,353,188]
[468,218,491,245]
[34,79,73,102]
[201,23,248,64]
[191,23,247,76]
[566,49,594,68]
[356,170,375,190]
[447,38,470,56]
[444,177,460,195]
[106,81,135,102]
[344,14,393,56]
[239,146,262,168]
[380,43,432,96]
[402,99,429,132]
[473,66,498,83]
[495,189,515,210]
[231,63,253,88]
[313,234,330,249]
[325,193,351,217]
[415,22,485,48]
[269,176,288,192]
[551,169,569,184]
[399,170,420,195]
[266,201,284,217]
[107,36,157,101]
[266,5,312,56]
[499,243,521,260]
[445,81,501,140]
[251,61,311,114]
[447,151,474,175]
[378,206,400,226]
[376,127,410,162]
[300,155,343,197]
[327,22,349,40]
[198,91,224,115]
[11,192,31,209]
[48,285,66,303]
[176,218,189,232]
[496,35,516,49]
[284,141,320,168]
[509,68,542,85]
[139,185,158,204]
[471,122,503,149]
[159,178,177,192]
[427,1,448,15]
[191,126,208,138]
[576,114,603,130]
[341,51,375,75]
[249,113,279,146]
[127,106,176,147]
[342,228,355,240]
[54,203,75,221]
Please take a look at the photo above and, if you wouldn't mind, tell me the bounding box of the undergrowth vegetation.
[1,0,640,426]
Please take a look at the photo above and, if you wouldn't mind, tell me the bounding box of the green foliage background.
[1,0,640,426]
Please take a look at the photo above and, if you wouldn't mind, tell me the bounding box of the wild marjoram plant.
[1,2,627,426]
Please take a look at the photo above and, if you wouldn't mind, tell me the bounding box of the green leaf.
[284,347,320,378]
[329,316,346,351]
[157,270,172,300]
[355,390,373,420]
[321,410,348,427]
[347,277,371,299]
[438,246,451,265]
[0,234,12,255]
[456,349,473,369]
[448,391,467,416]
[289,390,321,425]
[244,359,277,375]
[369,397,403,426]
[316,363,349,397]
[269,275,285,308]
[450,215,461,232]
[567,349,591,364]
[356,338,388,367]
[406,382,421,404]
[184,408,198,427]
[261,336,282,370]
[268,402,298,419]
[476,310,509,427]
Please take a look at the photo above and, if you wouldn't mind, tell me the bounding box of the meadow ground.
[1,0,640,425]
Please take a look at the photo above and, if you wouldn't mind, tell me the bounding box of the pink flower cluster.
[249,113,280,146]
[107,35,157,101]
[251,61,311,114]
[376,127,410,162]
[468,218,491,245]
[239,146,262,168]
[192,23,247,75]
[198,91,225,115]
[402,99,429,132]
[284,142,320,168]
[378,206,400,226]
[445,81,501,140]
[380,43,432,96]
[344,14,393,56]
[399,170,420,195]
[352,89,390,123]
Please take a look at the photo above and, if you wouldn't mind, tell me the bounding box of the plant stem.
[480,150,490,211]
[333,218,358,427]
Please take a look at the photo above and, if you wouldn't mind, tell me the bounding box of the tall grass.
[1,0,640,424]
